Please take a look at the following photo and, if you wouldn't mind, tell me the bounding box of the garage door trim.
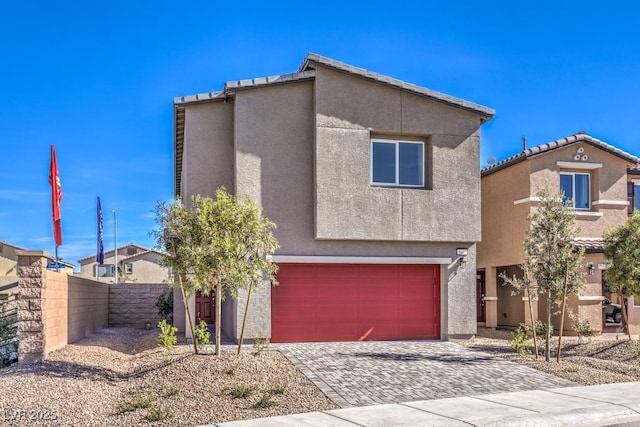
[271,255,452,264]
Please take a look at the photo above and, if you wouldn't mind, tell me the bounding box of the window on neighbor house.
[96,264,115,277]
[125,263,133,274]
[371,140,424,187]
[560,172,590,210]
[635,184,640,212]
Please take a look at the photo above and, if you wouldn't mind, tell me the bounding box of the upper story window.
[629,182,640,215]
[371,139,424,187]
[125,263,133,274]
[560,172,590,210]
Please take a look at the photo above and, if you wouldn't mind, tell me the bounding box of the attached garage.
[271,263,440,343]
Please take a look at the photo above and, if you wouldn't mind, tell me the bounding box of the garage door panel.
[272,263,440,342]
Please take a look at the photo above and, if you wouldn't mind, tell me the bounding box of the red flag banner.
[49,145,63,246]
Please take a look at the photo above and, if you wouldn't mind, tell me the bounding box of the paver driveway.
[274,341,576,408]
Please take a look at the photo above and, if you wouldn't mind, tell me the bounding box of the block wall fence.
[16,250,168,363]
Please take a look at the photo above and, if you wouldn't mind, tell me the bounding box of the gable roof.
[482,132,640,177]
[299,53,495,118]
[77,243,153,263]
[174,53,495,196]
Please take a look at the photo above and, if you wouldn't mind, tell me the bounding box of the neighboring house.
[77,243,170,283]
[477,132,640,335]
[173,53,495,343]
[1,241,74,296]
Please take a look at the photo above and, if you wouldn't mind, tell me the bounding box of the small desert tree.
[187,189,279,355]
[153,198,200,353]
[153,189,279,356]
[524,188,585,362]
[501,262,540,358]
[603,210,640,341]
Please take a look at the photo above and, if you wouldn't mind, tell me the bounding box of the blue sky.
[2,1,639,267]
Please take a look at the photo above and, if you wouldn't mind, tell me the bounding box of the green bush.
[156,290,174,323]
[117,397,151,414]
[253,392,277,409]
[569,311,594,343]
[535,319,554,339]
[252,336,269,355]
[158,319,178,349]
[145,407,172,421]
[229,384,254,399]
[194,320,211,350]
[510,324,531,356]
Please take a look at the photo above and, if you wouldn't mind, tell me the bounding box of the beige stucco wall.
[181,69,489,340]
[183,102,234,200]
[0,245,19,276]
[313,67,482,242]
[529,142,630,237]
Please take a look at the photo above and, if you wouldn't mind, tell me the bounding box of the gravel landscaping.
[1,327,639,426]
[0,328,336,426]
[456,328,640,385]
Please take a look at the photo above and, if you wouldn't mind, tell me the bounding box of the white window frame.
[370,139,425,187]
[125,263,133,274]
[560,172,591,210]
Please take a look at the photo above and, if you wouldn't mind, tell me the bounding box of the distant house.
[77,243,170,283]
[174,53,495,343]
[1,241,74,295]
[477,132,640,335]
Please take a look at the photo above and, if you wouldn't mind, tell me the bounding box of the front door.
[477,271,486,323]
[195,290,215,324]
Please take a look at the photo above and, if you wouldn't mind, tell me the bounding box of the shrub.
[194,320,211,350]
[156,290,174,323]
[510,324,531,356]
[145,407,172,421]
[166,386,180,397]
[158,319,178,349]
[271,383,287,395]
[535,319,553,339]
[253,336,269,355]
[117,397,151,413]
[568,311,594,343]
[253,392,277,409]
[229,384,254,399]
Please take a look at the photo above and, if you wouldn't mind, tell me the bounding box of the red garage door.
[271,263,440,343]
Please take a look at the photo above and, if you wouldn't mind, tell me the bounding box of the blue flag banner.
[97,197,104,265]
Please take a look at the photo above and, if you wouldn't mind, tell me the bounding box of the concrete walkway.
[210,382,640,426]
[273,341,576,407]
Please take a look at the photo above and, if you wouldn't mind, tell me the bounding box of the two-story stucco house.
[173,53,495,343]
[78,243,170,283]
[478,132,640,335]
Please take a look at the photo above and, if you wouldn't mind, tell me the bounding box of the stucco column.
[16,250,49,364]
[484,267,498,328]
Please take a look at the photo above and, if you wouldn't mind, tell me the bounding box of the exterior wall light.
[457,248,468,268]
[587,263,595,275]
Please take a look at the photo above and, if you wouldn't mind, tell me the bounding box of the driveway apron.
[274,341,576,408]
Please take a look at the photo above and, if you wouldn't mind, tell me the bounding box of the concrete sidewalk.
[207,381,640,426]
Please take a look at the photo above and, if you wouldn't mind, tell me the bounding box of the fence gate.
[0,294,18,366]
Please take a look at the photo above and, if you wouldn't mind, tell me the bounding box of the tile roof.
[77,243,153,263]
[482,132,640,177]
[174,53,496,196]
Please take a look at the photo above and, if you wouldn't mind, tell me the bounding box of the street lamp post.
[112,210,118,284]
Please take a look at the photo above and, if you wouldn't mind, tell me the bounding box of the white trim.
[592,200,629,207]
[483,296,498,301]
[631,179,640,185]
[579,295,605,301]
[513,196,540,205]
[271,255,452,264]
[573,211,603,218]
[556,161,603,170]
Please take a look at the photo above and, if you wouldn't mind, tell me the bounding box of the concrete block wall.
[17,250,109,363]
[68,276,109,342]
[109,283,169,328]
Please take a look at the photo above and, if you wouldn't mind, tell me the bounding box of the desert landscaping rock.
[1,327,639,425]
